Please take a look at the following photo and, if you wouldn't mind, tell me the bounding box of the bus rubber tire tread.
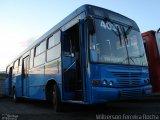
[52,84,63,112]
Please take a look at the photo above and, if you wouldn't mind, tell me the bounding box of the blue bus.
[5,4,152,111]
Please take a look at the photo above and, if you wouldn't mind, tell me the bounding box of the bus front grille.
[120,89,142,98]
[117,79,141,87]
[112,72,142,87]
[112,72,142,78]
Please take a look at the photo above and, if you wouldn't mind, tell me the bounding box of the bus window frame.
[35,40,46,57]
[47,31,61,50]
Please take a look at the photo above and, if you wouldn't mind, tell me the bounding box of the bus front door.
[22,56,29,97]
[62,22,83,101]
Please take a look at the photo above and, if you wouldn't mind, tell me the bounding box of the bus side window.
[35,40,46,56]
[14,59,19,74]
[34,40,46,67]
[30,48,34,68]
[18,57,22,74]
[63,33,75,57]
[47,31,61,62]
[48,31,60,49]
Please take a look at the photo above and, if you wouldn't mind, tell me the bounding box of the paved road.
[0,96,160,120]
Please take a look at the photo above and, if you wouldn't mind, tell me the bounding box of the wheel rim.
[13,92,16,101]
[52,86,57,106]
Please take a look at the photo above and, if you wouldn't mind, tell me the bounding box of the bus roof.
[7,4,138,67]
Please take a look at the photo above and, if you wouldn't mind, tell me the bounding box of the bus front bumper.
[91,85,152,104]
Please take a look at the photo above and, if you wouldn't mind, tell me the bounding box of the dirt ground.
[0,96,160,120]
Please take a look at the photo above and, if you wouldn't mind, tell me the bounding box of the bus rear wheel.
[52,84,62,112]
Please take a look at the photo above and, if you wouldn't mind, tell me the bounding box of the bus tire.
[13,88,19,103]
[52,84,62,112]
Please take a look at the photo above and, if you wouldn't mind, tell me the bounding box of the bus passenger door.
[62,22,83,101]
[22,56,29,97]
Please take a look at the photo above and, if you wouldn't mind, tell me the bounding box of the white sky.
[0,0,160,71]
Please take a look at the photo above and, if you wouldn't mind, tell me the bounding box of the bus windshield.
[90,19,148,66]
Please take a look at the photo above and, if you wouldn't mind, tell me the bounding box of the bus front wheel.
[13,88,19,103]
[52,84,62,112]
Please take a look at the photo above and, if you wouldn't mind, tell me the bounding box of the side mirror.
[86,16,95,35]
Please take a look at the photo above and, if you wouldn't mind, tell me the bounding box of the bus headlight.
[109,81,113,86]
[144,79,150,84]
[102,80,107,86]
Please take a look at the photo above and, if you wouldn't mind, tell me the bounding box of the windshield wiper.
[120,54,145,65]
[130,54,144,59]
[122,25,133,38]
[116,26,122,46]
[129,54,145,65]
[125,26,133,35]
[104,17,123,46]
[119,56,135,64]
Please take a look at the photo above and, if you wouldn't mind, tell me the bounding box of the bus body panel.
[5,78,9,96]
[88,64,151,103]
[92,85,152,103]
[29,65,45,99]
[15,75,22,97]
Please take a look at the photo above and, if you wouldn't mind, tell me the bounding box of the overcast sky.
[0,0,159,71]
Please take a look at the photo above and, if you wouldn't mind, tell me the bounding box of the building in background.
[0,72,7,97]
